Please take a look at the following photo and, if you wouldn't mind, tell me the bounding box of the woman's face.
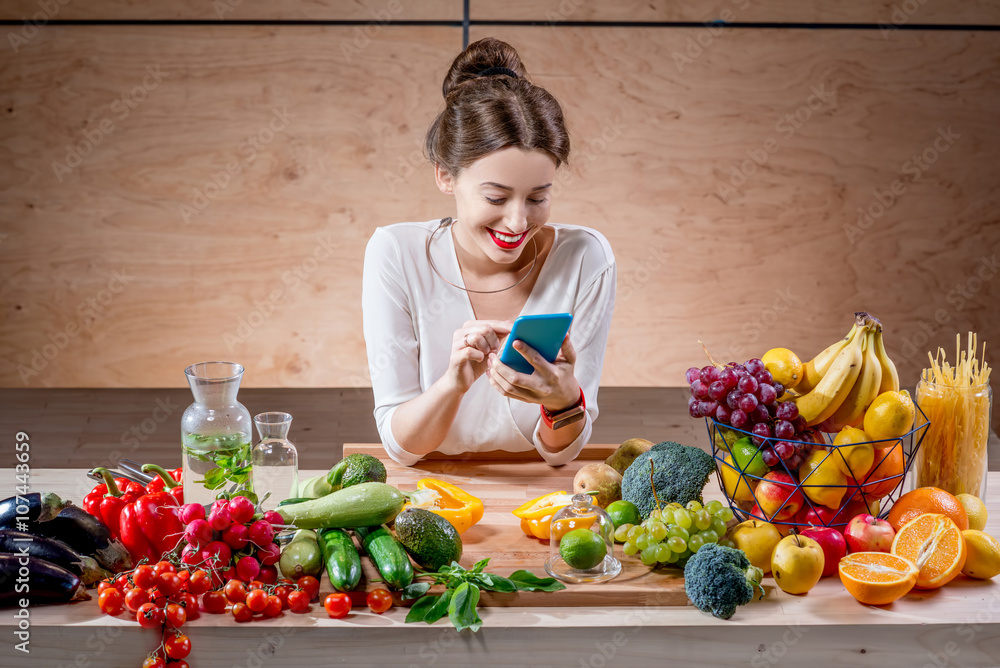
[436,147,556,269]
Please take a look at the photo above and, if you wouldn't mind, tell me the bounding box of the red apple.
[797,503,839,529]
[800,526,848,577]
[843,514,895,553]
[752,504,797,536]
[756,471,805,519]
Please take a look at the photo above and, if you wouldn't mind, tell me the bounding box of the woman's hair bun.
[441,37,528,98]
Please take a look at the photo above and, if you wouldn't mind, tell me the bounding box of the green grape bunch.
[614,498,736,569]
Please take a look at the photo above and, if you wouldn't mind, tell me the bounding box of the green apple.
[730,519,782,574]
[771,533,825,595]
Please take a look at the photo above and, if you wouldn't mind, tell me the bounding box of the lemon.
[863,390,915,441]
[832,427,875,478]
[957,494,988,531]
[606,500,641,529]
[559,528,607,570]
[961,530,1000,579]
[762,348,804,389]
[799,449,847,509]
[721,453,758,503]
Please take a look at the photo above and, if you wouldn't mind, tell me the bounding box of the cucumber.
[298,476,333,499]
[275,482,405,530]
[317,528,361,592]
[279,530,322,579]
[354,525,413,590]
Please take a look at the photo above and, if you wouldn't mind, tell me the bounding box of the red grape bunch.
[686,359,814,469]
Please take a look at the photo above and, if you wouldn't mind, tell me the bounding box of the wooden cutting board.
[343,443,690,607]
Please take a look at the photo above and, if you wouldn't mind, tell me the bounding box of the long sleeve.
[361,228,423,466]
[530,259,617,465]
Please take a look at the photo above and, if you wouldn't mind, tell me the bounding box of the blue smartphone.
[498,313,573,375]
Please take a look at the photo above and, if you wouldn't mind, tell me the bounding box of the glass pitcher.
[180,361,253,507]
[251,412,299,512]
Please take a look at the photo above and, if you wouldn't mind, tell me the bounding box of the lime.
[606,500,641,528]
[730,437,768,477]
[559,528,607,570]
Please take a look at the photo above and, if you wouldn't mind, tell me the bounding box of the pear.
[573,463,623,508]
[604,438,654,475]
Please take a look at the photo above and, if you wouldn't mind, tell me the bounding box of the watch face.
[552,406,586,430]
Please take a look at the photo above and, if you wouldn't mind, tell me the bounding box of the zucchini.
[317,528,361,593]
[276,482,405,530]
[0,530,107,586]
[0,554,90,606]
[354,525,413,590]
[279,530,322,579]
[277,498,314,507]
[298,476,333,499]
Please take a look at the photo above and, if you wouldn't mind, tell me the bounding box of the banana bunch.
[784,312,900,429]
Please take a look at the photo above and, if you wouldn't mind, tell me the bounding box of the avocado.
[327,453,387,491]
[393,507,463,571]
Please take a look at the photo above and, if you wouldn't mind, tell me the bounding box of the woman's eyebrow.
[480,182,553,191]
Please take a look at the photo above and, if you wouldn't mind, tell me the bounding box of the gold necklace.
[425,217,538,294]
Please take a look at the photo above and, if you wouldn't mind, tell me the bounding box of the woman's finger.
[490,353,542,392]
[512,340,556,378]
[488,369,537,402]
[557,334,577,366]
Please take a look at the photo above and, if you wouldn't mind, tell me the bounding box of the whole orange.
[857,443,905,500]
[886,487,969,533]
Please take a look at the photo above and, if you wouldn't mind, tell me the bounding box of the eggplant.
[2,505,133,573]
[0,553,90,606]
[0,531,107,586]
[0,493,70,526]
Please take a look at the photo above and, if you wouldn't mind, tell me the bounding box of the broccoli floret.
[684,543,765,620]
[620,441,714,519]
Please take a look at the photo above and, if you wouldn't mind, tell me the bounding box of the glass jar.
[913,379,991,500]
[180,362,253,507]
[544,493,620,584]
[251,412,299,512]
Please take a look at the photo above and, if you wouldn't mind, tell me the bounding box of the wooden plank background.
[1,7,998,433]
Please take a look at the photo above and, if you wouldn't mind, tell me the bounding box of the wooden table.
[2,454,1000,667]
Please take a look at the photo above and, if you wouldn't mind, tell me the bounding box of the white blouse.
[361,218,616,466]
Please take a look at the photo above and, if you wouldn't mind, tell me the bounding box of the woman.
[362,37,616,466]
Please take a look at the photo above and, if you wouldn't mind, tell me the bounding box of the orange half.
[839,552,919,605]
[890,513,966,589]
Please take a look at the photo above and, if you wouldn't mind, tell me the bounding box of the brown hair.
[425,37,570,175]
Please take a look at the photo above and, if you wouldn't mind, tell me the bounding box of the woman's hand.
[446,319,513,394]
[486,334,580,411]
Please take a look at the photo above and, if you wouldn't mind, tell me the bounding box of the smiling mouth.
[488,228,528,249]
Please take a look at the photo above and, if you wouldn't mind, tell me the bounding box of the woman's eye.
[485,196,505,205]
[484,197,548,205]
[528,198,548,205]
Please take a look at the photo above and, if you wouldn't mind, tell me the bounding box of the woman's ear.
[434,163,455,195]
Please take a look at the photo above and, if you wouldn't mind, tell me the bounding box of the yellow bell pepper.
[512,491,580,540]
[403,479,484,534]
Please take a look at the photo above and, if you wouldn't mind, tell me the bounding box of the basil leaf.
[480,574,516,594]
[423,589,453,624]
[471,558,490,573]
[509,570,566,592]
[448,582,482,633]
[401,583,431,601]
[204,468,226,485]
[405,595,438,624]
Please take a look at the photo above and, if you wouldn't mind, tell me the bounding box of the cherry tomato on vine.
[98,588,124,616]
[287,590,310,613]
[187,570,211,595]
[366,588,393,614]
[164,602,187,628]
[97,578,116,595]
[263,595,282,618]
[176,592,199,620]
[231,602,253,623]
[141,657,165,668]
[133,565,156,590]
[137,602,164,629]
[297,576,320,601]
[113,573,131,590]
[201,590,228,614]
[153,561,176,577]
[157,572,183,597]
[164,633,192,660]
[166,662,189,668]
[125,587,150,614]
[224,579,247,603]
[324,593,351,619]
[273,585,292,610]
[246,588,268,613]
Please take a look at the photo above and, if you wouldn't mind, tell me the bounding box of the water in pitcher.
[182,433,253,507]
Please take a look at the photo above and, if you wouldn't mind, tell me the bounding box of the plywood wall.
[1,3,998,396]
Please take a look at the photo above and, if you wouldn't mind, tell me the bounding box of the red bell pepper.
[141,464,184,505]
[84,468,144,539]
[119,489,184,564]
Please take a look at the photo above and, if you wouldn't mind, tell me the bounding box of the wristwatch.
[540,388,586,430]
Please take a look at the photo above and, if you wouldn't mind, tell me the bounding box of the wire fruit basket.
[706,404,930,531]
